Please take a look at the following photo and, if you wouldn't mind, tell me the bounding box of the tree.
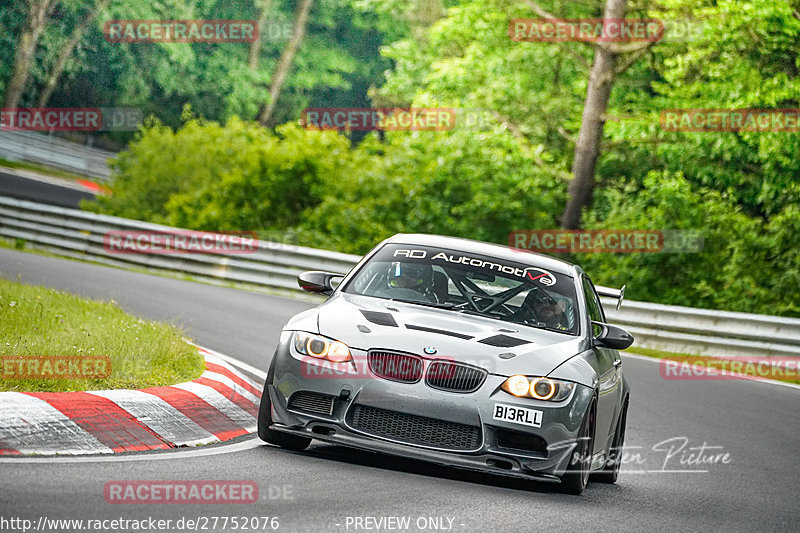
[3,0,57,109]
[248,0,276,69]
[36,0,109,107]
[258,0,314,125]
[559,0,625,229]
[515,0,658,229]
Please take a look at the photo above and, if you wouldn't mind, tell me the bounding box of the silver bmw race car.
[258,234,634,494]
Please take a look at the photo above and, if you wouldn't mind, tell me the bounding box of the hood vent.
[478,334,531,348]
[405,324,473,340]
[359,310,398,327]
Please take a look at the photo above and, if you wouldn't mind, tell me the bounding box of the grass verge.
[0,157,92,182]
[628,347,800,385]
[0,277,204,392]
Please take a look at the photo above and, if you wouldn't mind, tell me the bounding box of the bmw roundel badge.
[423,346,437,355]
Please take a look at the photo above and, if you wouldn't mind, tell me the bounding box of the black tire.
[558,397,596,495]
[257,357,312,451]
[593,397,628,484]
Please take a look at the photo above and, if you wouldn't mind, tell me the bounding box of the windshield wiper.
[518,320,573,335]
[389,298,455,310]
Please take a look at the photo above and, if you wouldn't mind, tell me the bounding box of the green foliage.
[7,0,800,316]
[88,113,564,252]
[606,0,800,217]
[298,126,565,253]
[2,0,392,146]
[86,114,353,232]
[0,0,26,97]
[577,172,800,317]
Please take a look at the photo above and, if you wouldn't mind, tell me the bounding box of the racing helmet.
[387,262,433,289]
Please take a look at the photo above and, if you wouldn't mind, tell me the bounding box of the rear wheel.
[258,357,312,451]
[558,398,596,495]
[593,397,628,484]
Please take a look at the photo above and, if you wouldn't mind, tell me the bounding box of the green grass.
[0,236,27,251]
[0,278,204,392]
[628,347,800,385]
[0,157,93,182]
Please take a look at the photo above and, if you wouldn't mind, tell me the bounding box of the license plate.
[492,403,542,428]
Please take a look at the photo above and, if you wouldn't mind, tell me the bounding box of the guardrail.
[0,131,113,180]
[1,196,798,358]
[598,298,800,358]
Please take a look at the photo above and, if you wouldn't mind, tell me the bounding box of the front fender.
[283,308,319,334]
[547,350,597,388]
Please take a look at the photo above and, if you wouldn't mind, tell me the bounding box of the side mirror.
[297,271,344,295]
[592,321,634,350]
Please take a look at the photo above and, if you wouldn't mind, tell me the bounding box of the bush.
[87,116,355,233]
[577,172,800,316]
[297,127,566,254]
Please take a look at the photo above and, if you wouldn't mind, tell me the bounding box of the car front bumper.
[268,335,595,480]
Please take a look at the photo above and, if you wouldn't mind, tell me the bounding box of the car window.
[582,275,606,336]
[342,243,579,335]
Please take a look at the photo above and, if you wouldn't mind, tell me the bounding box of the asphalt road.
[0,248,798,532]
[0,170,96,208]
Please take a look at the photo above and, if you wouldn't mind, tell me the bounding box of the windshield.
[342,243,579,335]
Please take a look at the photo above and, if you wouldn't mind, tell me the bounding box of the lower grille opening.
[486,458,514,470]
[311,425,336,436]
[287,391,336,416]
[496,428,548,454]
[347,404,482,451]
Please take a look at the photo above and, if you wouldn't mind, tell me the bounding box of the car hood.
[298,293,588,377]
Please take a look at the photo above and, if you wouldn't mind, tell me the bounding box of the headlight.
[501,375,574,401]
[293,332,352,363]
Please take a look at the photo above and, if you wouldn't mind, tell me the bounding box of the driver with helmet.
[384,262,436,302]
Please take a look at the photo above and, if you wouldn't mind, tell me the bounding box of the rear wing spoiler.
[595,284,626,310]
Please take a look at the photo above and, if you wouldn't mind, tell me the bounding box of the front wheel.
[257,358,311,451]
[558,397,596,495]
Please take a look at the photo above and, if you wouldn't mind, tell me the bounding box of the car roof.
[384,233,579,276]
